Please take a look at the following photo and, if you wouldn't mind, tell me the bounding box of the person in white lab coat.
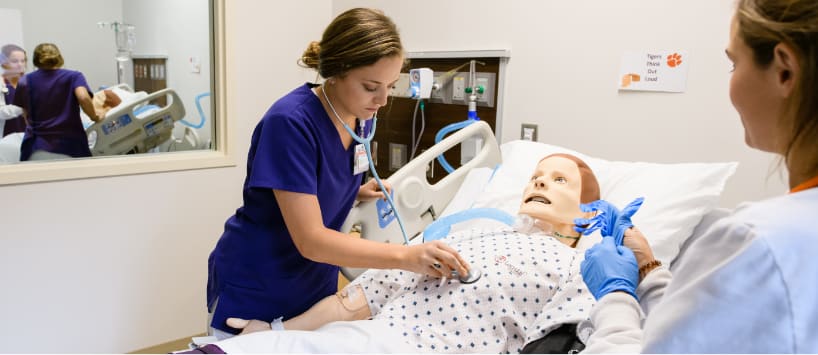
[578,0,818,352]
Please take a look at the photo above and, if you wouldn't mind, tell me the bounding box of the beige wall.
[338,0,788,207]
[0,0,330,353]
[0,0,789,352]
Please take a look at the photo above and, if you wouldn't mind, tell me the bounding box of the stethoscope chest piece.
[453,267,482,284]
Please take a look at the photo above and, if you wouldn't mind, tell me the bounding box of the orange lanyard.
[790,174,818,193]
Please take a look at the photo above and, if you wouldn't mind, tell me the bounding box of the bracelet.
[638,259,662,279]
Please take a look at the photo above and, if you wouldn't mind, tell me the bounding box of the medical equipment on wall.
[408,68,434,159]
[85,84,186,155]
[98,21,136,84]
[433,60,487,173]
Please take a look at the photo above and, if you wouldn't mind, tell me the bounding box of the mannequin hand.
[357,178,391,202]
[622,227,656,270]
[226,317,271,335]
[403,240,470,279]
[574,197,644,245]
[581,237,639,300]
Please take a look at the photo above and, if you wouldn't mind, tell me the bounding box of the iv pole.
[97,21,135,84]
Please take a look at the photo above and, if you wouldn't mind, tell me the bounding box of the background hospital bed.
[340,121,737,281]
[85,84,186,155]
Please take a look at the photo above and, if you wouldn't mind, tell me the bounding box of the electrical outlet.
[521,124,538,141]
[430,74,444,100]
[389,143,407,171]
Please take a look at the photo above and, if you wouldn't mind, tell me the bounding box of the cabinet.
[132,56,168,106]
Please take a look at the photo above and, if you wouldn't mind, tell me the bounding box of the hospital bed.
[0,85,188,163]
[195,120,736,353]
[340,120,736,280]
[85,84,186,155]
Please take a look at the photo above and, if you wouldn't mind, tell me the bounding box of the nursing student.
[1,44,27,136]
[13,43,105,161]
[206,8,469,339]
[579,0,818,352]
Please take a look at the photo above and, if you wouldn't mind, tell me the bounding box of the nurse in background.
[207,7,469,340]
[1,44,27,136]
[13,43,105,161]
[579,0,818,352]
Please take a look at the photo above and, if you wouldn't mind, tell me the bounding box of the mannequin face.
[518,156,587,231]
[326,54,403,123]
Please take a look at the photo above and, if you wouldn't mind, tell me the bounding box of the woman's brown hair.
[299,8,404,78]
[735,0,818,178]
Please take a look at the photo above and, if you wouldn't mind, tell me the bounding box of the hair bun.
[298,41,321,69]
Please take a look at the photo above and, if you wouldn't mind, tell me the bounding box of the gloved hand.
[573,197,644,245]
[581,237,639,300]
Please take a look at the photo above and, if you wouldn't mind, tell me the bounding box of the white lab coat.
[0,84,23,133]
[582,188,818,353]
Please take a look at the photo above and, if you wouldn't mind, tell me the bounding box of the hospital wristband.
[638,259,662,280]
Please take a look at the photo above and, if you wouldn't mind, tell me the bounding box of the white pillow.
[451,140,737,264]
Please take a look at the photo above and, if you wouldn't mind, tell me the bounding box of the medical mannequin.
[13,43,103,161]
[184,154,603,354]
[205,7,469,341]
[1,44,27,137]
[579,0,818,352]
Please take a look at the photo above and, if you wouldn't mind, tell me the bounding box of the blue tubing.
[434,120,475,173]
[423,208,515,242]
[179,92,210,129]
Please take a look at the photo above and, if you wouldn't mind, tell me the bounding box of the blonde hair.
[735,0,818,177]
[32,43,64,69]
[299,8,404,78]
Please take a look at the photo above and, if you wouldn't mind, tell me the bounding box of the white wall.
[123,0,213,146]
[338,0,789,207]
[0,0,792,353]
[0,1,329,353]
[0,0,121,87]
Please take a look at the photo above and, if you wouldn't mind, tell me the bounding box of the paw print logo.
[494,255,507,265]
[667,53,683,68]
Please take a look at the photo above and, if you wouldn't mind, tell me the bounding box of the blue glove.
[581,237,639,300]
[573,197,644,245]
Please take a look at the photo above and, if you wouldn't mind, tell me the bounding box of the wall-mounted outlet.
[521,123,538,141]
[389,143,407,171]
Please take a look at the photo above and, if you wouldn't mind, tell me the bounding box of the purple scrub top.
[207,83,373,334]
[2,83,25,136]
[14,68,93,160]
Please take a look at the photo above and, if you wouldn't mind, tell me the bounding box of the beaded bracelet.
[638,259,662,279]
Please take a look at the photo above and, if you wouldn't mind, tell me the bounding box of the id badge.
[353,144,370,175]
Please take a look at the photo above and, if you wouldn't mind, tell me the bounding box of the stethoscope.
[321,84,482,284]
[321,85,409,245]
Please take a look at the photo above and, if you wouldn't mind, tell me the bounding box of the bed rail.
[340,120,501,280]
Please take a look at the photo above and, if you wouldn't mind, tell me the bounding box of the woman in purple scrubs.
[13,43,104,161]
[206,8,470,340]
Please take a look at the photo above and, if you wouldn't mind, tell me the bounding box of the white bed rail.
[86,88,186,156]
[340,120,501,280]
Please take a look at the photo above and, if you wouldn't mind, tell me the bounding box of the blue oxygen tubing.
[179,92,210,129]
[434,110,480,173]
[322,86,411,245]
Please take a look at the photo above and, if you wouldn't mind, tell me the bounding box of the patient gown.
[210,227,596,353]
[352,227,596,353]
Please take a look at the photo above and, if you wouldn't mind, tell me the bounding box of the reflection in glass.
[0,0,213,165]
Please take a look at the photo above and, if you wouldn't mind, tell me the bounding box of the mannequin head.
[518,153,600,244]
